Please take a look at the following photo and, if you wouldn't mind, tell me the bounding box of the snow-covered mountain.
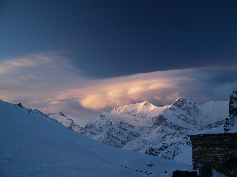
[47,112,83,132]
[1,99,198,177]
[81,98,229,164]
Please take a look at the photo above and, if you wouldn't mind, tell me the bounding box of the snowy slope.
[0,99,196,177]
[47,112,83,132]
[82,98,229,164]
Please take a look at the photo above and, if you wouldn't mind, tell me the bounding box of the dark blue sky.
[1,0,237,78]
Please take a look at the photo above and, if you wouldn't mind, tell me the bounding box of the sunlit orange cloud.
[56,72,189,110]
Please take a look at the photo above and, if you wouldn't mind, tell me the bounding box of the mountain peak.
[172,97,195,108]
[175,97,188,102]
[16,103,24,108]
[140,101,151,106]
[59,112,66,117]
[137,101,156,111]
[112,101,154,113]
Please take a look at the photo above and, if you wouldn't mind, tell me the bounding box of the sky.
[0,0,237,126]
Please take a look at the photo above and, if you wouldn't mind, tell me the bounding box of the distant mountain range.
[48,97,230,164]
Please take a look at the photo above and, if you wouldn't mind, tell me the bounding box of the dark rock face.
[224,90,237,133]
[173,98,191,108]
[59,112,66,117]
[17,103,23,108]
[145,147,158,156]
[229,90,237,119]
[152,115,166,127]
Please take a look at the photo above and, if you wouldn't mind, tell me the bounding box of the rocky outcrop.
[224,90,237,133]
[229,91,237,125]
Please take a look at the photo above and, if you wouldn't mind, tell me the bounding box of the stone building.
[189,133,237,176]
[189,91,237,177]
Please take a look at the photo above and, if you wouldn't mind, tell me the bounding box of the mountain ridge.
[81,98,229,164]
[47,112,83,132]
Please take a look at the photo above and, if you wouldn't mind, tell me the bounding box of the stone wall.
[189,133,237,177]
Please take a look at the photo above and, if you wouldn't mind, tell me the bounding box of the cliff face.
[224,90,237,133]
[229,91,237,119]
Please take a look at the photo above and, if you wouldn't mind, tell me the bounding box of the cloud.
[59,76,180,110]
[80,94,109,110]
[0,52,237,126]
[58,68,211,110]
[213,82,237,100]
[71,67,237,110]
[0,52,85,108]
[0,58,35,75]
[127,86,145,95]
